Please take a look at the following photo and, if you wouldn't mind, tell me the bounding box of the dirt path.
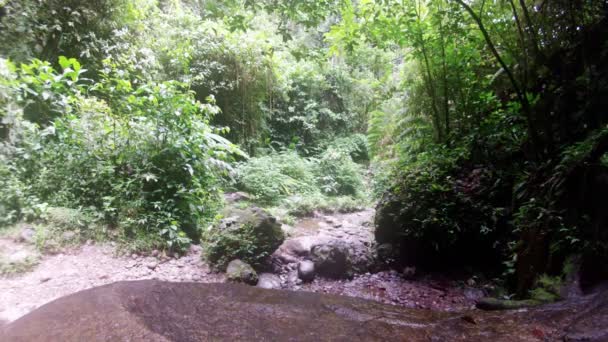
[0,243,224,322]
[0,209,477,323]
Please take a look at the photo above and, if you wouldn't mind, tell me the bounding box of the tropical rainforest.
[1,0,607,302]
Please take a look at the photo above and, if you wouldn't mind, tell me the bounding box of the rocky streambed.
[0,207,482,323]
[265,208,480,311]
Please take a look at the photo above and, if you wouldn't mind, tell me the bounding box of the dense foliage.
[0,56,241,251]
[1,0,607,296]
[0,0,377,253]
[328,0,608,295]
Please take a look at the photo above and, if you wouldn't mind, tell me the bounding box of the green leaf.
[58,56,70,70]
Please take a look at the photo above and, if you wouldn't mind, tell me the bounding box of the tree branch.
[453,0,541,154]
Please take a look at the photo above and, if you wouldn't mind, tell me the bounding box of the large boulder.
[311,242,352,279]
[272,236,325,266]
[374,191,405,244]
[374,193,423,267]
[226,259,258,286]
[3,280,607,341]
[202,207,285,269]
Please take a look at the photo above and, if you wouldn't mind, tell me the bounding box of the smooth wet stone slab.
[2,280,607,341]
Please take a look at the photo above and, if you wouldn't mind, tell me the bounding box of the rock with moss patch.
[202,207,285,269]
[226,259,258,285]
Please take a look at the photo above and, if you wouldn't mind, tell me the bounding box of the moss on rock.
[202,207,285,269]
[226,259,258,285]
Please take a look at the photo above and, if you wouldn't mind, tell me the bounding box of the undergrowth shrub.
[375,145,511,269]
[325,134,369,163]
[283,194,365,216]
[315,148,364,197]
[33,207,106,253]
[0,163,46,227]
[234,148,367,213]
[235,151,316,204]
[0,57,243,251]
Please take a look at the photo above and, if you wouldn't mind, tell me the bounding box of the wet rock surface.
[3,280,607,341]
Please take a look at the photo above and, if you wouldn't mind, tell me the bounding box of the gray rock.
[224,191,252,203]
[226,259,258,286]
[151,250,159,257]
[402,266,416,279]
[311,242,352,279]
[189,244,203,254]
[257,273,281,289]
[560,255,583,299]
[297,260,315,282]
[287,271,299,284]
[18,226,36,244]
[464,287,486,301]
[281,239,309,257]
[376,243,397,263]
[273,252,298,264]
[146,261,158,270]
[61,231,76,241]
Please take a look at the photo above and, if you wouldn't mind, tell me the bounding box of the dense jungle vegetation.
[1,0,607,298]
